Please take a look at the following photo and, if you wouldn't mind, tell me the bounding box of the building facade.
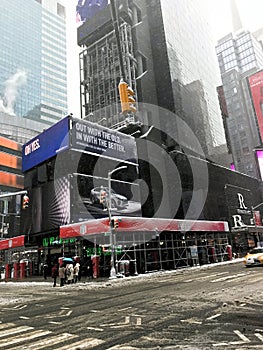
[0,0,68,127]
[78,0,226,158]
[216,30,263,177]
[0,136,23,243]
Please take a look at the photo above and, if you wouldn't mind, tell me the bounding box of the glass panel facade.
[160,0,225,150]
[0,0,67,127]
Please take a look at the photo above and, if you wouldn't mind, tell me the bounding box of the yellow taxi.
[243,247,263,267]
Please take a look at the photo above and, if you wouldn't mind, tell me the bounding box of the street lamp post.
[107,165,127,278]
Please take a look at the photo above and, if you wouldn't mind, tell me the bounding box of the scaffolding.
[79,21,137,128]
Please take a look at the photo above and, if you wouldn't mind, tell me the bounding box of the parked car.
[90,187,128,209]
[243,247,263,267]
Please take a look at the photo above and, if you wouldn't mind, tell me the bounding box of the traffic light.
[118,79,137,114]
[114,218,119,229]
[100,188,106,205]
[22,194,29,209]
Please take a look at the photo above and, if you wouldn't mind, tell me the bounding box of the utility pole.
[107,165,127,278]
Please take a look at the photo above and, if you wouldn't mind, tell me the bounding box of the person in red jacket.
[51,264,58,287]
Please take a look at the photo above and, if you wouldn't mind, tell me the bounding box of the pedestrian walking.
[59,265,65,287]
[51,264,58,287]
[66,263,74,284]
[43,262,48,280]
[73,262,80,283]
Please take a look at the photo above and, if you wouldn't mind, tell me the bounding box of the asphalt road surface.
[1,260,263,349]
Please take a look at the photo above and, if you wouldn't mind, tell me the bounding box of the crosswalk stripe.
[0,323,16,330]
[52,338,105,349]
[0,326,34,338]
[0,329,51,348]
[9,333,78,350]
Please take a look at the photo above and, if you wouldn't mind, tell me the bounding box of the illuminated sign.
[76,0,109,25]
[42,236,76,247]
[248,70,263,141]
[22,117,69,172]
[255,149,263,180]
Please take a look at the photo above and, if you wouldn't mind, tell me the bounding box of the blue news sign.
[22,117,70,172]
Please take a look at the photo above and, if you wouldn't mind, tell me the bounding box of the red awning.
[60,217,229,239]
[0,235,25,250]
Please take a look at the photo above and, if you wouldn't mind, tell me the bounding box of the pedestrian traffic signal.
[22,194,29,209]
[118,79,137,114]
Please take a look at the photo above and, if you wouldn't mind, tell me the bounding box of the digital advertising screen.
[76,0,109,26]
[248,70,263,141]
[255,149,263,181]
[22,117,70,172]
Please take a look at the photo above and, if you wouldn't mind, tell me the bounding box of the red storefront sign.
[60,217,229,239]
[253,210,262,226]
[0,235,25,250]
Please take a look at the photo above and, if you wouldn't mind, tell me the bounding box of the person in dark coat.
[43,262,48,280]
[51,264,58,287]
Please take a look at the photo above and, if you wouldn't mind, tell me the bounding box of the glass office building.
[0,0,67,127]
[159,0,226,153]
[216,30,263,177]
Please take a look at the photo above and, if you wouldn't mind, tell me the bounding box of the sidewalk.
[0,258,243,285]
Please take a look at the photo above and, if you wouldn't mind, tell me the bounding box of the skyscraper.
[78,0,226,158]
[216,4,263,177]
[0,0,68,127]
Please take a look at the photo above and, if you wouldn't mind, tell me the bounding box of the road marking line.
[13,304,27,310]
[87,326,104,332]
[19,316,30,319]
[180,319,202,324]
[48,321,63,324]
[0,326,34,338]
[51,338,105,349]
[0,329,51,347]
[206,313,221,320]
[136,317,142,326]
[211,273,246,283]
[118,307,132,311]
[0,323,16,329]
[233,330,250,343]
[213,342,228,347]
[255,333,263,342]
[10,333,78,350]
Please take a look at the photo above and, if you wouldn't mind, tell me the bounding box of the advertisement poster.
[71,173,142,222]
[255,149,263,181]
[248,70,263,141]
[71,118,138,165]
[76,0,109,25]
[22,117,69,172]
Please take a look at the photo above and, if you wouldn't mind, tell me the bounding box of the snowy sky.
[65,0,263,117]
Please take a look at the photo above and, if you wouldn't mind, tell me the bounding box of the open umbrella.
[62,257,74,263]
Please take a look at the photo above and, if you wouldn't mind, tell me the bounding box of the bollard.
[226,245,233,260]
[13,262,20,279]
[5,263,11,280]
[20,261,26,279]
[91,255,100,279]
